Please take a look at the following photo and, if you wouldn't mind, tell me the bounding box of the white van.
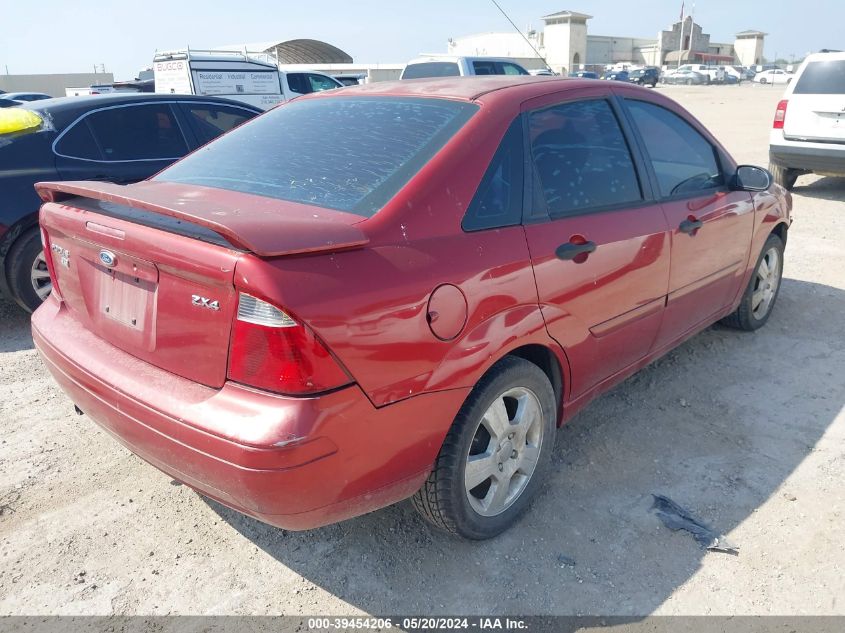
[401,55,529,79]
[153,49,342,110]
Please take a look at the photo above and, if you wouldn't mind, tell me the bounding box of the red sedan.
[32,77,791,539]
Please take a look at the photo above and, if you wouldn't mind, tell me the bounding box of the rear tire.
[721,234,784,331]
[6,227,51,313]
[412,356,557,539]
[769,162,799,190]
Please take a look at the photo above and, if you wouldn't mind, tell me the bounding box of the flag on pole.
[680,1,685,19]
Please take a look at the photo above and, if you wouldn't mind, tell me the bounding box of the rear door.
[620,97,754,348]
[54,102,190,183]
[783,59,845,143]
[521,91,671,397]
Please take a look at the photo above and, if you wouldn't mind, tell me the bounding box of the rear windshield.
[402,62,461,79]
[794,60,845,94]
[157,97,478,217]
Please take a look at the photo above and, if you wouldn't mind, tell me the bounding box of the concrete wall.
[586,36,655,65]
[0,73,114,97]
[734,36,764,67]
[448,32,541,59]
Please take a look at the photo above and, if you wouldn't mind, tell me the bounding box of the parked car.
[628,67,660,87]
[769,51,845,189]
[602,70,630,81]
[0,94,261,312]
[154,50,343,110]
[677,64,726,84]
[32,76,791,539]
[0,92,52,103]
[401,55,529,79]
[662,70,708,85]
[754,69,795,85]
[568,71,599,79]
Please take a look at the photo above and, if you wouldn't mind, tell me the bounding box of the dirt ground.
[1,83,843,617]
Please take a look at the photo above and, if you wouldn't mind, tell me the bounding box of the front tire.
[721,234,784,331]
[412,356,557,539]
[769,162,799,190]
[7,228,51,313]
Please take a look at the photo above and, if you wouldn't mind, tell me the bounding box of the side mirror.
[734,165,772,192]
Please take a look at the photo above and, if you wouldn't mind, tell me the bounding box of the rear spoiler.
[35,180,369,257]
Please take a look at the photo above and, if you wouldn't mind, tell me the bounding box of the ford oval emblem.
[99,250,117,267]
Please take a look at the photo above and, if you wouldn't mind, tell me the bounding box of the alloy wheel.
[464,387,544,517]
[30,249,52,301]
[751,246,780,320]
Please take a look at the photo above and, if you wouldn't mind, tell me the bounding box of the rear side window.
[462,118,523,231]
[183,104,255,145]
[625,100,724,197]
[529,99,642,217]
[54,120,102,160]
[158,97,478,217]
[402,62,461,79]
[82,104,188,161]
[473,61,498,75]
[794,60,845,94]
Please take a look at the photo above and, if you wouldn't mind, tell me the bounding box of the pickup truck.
[676,64,726,84]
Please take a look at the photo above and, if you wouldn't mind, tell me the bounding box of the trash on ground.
[651,494,739,554]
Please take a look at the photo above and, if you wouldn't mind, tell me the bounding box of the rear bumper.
[770,136,845,174]
[32,298,469,530]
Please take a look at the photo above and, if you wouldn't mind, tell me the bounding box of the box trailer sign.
[194,71,279,95]
[155,60,192,95]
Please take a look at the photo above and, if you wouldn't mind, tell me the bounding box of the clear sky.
[1,0,840,79]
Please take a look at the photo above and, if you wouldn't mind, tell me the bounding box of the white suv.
[769,51,845,189]
[401,56,529,79]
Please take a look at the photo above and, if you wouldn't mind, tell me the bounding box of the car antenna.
[488,0,553,72]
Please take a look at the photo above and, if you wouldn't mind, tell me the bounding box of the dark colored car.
[602,70,630,81]
[33,76,791,539]
[0,92,52,103]
[0,93,261,311]
[628,67,660,87]
[568,71,599,79]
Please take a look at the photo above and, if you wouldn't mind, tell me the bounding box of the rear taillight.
[773,100,788,129]
[227,293,350,395]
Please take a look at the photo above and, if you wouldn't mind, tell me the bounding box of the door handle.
[679,218,703,234]
[556,240,597,260]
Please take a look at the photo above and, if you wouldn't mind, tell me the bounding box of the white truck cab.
[153,50,342,110]
[401,55,529,80]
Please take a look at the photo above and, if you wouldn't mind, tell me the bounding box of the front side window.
[307,73,341,92]
[500,62,529,76]
[158,97,478,217]
[402,62,461,79]
[84,104,188,161]
[529,99,642,217]
[286,73,309,94]
[625,100,724,197]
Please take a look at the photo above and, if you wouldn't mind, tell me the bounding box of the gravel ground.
[1,83,843,616]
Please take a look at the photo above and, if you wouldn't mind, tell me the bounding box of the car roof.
[0,92,50,98]
[804,51,845,62]
[321,75,592,102]
[19,93,262,129]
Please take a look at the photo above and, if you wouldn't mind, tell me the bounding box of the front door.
[521,96,671,398]
[620,98,755,349]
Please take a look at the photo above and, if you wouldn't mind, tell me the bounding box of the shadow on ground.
[205,277,844,615]
[793,176,845,202]
[0,298,33,353]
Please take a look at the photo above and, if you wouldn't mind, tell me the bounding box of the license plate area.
[99,269,156,329]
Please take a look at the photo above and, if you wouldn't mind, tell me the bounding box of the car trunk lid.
[36,180,369,388]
